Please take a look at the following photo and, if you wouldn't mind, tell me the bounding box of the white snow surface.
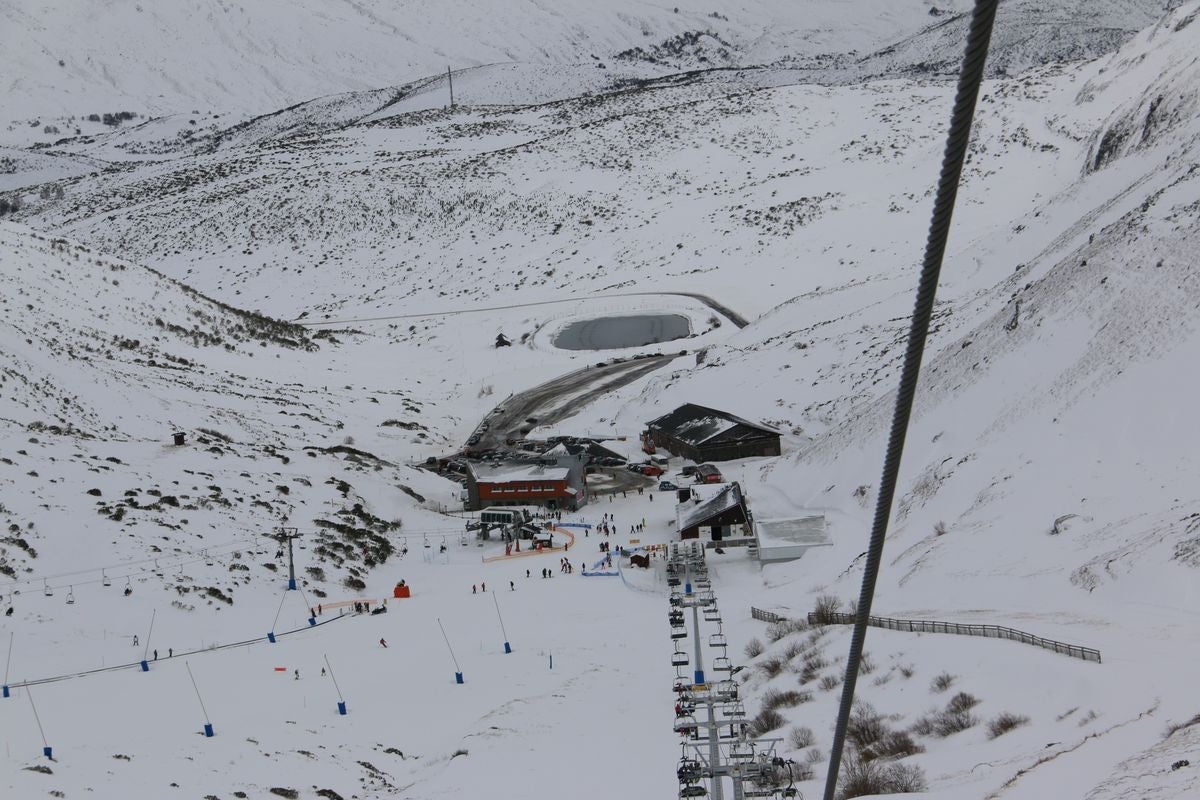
[3,2,1200,799]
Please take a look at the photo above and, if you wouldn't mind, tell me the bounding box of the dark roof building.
[675,482,751,541]
[646,404,781,462]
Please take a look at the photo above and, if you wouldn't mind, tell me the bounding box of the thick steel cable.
[821,3,999,798]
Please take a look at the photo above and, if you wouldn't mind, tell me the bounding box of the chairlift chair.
[677,758,703,783]
[721,702,747,721]
[102,570,111,587]
[729,742,756,763]
[670,624,688,640]
[673,677,692,693]
[669,610,684,625]
[679,786,708,799]
[713,679,738,702]
[671,650,689,667]
[43,579,52,597]
[65,586,75,605]
[709,632,728,649]
[673,715,699,736]
[712,656,733,672]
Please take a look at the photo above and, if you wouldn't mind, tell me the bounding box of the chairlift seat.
[709,633,727,648]
[679,786,707,798]
[713,656,733,672]
[670,625,688,640]
[671,651,689,667]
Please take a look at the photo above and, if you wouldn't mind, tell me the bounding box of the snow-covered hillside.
[3,2,1200,799]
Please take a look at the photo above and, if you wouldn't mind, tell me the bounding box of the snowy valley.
[2,2,1200,799]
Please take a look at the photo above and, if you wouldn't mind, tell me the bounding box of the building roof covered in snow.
[468,462,570,483]
[647,403,778,448]
[676,482,747,534]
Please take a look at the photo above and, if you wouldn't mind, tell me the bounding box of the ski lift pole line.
[3,631,13,697]
[186,662,215,737]
[491,592,511,654]
[0,535,257,592]
[142,609,156,665]
[820,2,1000,799]
[437,617,464,684]
[324,654,348,715]
[26,683,51,757]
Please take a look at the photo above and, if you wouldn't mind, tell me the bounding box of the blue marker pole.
[140,609,156,672]
[26,684,51,759]
[186,662,215,737]
[3,631,13,697]
[437,618,464,684]
[324,654,348,715]
[491,592,512,654]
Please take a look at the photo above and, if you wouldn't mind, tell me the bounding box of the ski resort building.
[675,482,752,542]
[464,456,588,512]
[754,516,833,563]
[645,404,781,462]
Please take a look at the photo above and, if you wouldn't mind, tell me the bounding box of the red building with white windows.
[465,457,588,512]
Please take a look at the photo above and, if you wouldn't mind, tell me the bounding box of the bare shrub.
[789,726,815,750]
[744,637,765,659]
[818,674,842,692]
[1164,712,1200,740]
[910,713,936,737]
[760,657,786,679]
[781,639,808,661]
[767,618,808,642]
[863,731,924,761]
[806,747,824,764]
[750,708,787,736]
[763,689,813,711]
[838,753,927,799]
[899,664,915,679]
[987,712,1031,739]
[846,702,888,750]
[934,520,948,535]
[800,652,829,684]
[812,595,843,624]
[930,672,956,693]
[933,710,977,737]
[858,652,876,674]
[946,692,980,714]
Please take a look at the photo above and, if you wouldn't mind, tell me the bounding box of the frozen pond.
[552,314,692,350]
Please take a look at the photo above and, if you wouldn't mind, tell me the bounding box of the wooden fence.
[750,607,787,624]
[807,611,1101,663]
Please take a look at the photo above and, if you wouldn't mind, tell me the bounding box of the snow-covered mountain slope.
[1,0,975,122]
[4,2,1200,799]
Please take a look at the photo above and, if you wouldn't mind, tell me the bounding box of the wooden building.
[645,404,781,462]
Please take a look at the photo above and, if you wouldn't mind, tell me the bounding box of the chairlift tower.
[670,543,789,800]
[273,527,301,590]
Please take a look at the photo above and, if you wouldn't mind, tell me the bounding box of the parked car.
[642,465,664,477]
[659,480,678,491]
[467,435,481,446]
[680,465,698,477]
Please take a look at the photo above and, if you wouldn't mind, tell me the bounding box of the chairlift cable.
[820,3,1000,799]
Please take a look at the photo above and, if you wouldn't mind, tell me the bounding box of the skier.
[472,584,477,594]
[4,607,12,616]
[153,649,158,661]
[294,669,300,680]
[510,581,515,591]
[526,569,531,578]
[380,638,388,648]
[169,648,173,658]
[133,635,139,647]
[481,582,486,592]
